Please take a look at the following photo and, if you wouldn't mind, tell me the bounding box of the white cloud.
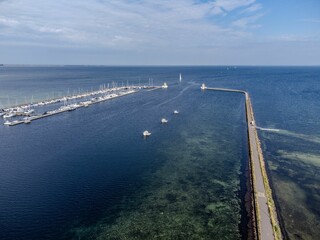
[1,1,319,65]
[0,0,266,55]
[209,6,225,15]
[0,17,20,27]
[267,34,317,42]
[0,0,259,48]
[232,14,264,28]
[213,0,255,12]
[241,3,262,13]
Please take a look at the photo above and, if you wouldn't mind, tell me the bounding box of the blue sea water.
[0,66,320,239]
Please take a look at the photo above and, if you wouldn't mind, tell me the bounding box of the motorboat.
[143,130,151,137]
[24,118,31,124]
[161,118,168,123]
[3,113,15,119]
[24,109,34,115]
[201,83,207,90]
[174,110,179,114]
[4,121,11,126]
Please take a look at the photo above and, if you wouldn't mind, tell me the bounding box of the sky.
[0,0,319,65]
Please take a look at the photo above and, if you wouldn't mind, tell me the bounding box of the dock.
[2,85,161,126]
[203,85,282,240]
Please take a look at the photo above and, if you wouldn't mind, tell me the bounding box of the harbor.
[1,84,162,126]
[2,81,281,239]
[0,66,318,240]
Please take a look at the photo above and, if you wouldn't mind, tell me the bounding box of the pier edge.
[204,86,282,240]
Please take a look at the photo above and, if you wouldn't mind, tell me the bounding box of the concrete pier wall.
[205,87,282,240]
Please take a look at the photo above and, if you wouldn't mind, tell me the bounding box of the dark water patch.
[165,193,178,203]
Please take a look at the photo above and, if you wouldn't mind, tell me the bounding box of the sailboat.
[179,73,182,82]
[162,82,168,89]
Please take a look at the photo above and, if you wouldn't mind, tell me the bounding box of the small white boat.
[24,109,34,115]
[179,73,182,82]
[173,110,179,114]
[3,113,15,119]
[161,118,168,123]
[201,83,206,90]
[4,121,11,126]
[143,130,151,137]
[162,82,168,89]
[23,117,31,124]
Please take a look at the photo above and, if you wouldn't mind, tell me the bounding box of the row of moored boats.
[1,88,137,126]
[1,82,171,127]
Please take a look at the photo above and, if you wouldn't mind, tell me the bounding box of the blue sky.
[0,0,319,65]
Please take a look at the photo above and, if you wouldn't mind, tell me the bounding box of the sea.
[0,66,319,240]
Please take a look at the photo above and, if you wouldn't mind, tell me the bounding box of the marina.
[1,85,162,126]
[0,78,250,239]
[1,80,280,239]
[1,78,281,240]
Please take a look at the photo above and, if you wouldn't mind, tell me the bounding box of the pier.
[1,85,161,126]
[203,85,282,240]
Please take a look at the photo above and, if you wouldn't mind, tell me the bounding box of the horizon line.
[1,64,320,67]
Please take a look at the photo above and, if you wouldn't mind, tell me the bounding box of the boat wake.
[257,127,320,145]
[157,84,194,107]
[256,127,280,132]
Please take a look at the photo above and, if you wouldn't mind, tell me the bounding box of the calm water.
[0,66,320,239]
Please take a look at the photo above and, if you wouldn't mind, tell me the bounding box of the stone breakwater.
[203,86,282,240]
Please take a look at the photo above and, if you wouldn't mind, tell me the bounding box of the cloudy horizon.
[0,0,319,65]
